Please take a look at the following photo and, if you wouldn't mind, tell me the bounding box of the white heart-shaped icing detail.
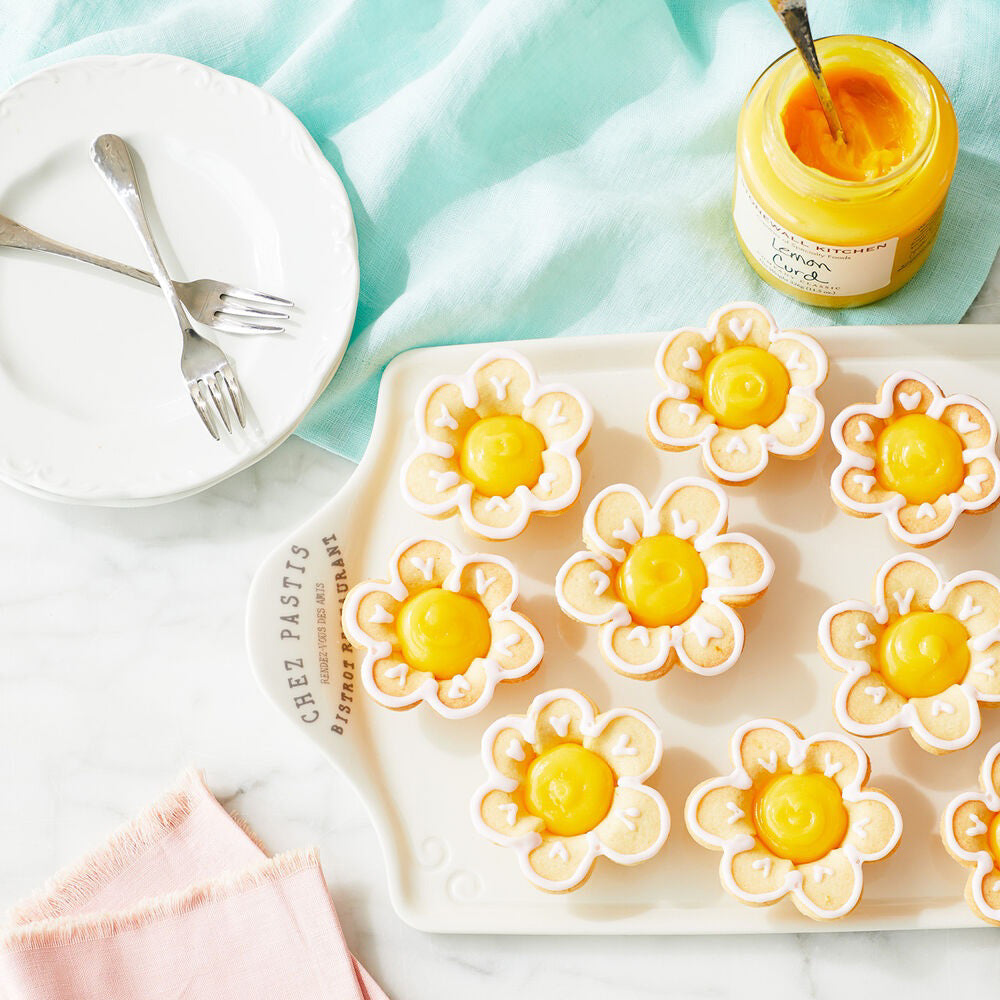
[670,509,698,540]
[612,733,639,757]
[499,803,518,826]
[547,400,568,426]
[751,857,772,877]
[590,570,611,596]
[822,752,843,778]
[958,595,983,622]
[475,568,497,595]
[725,801,745,824]
[549,714,571,738]
[855,421,874,444]
[956,412,981,434]
[729,316,754,341]
[854,474,876,495]
[485,495,511,512]
[679,402,701,426]
[964,473,989,495]
[725,436,749,454]
[612,517,640,546]
[385,663,409,687]
[448,674,471,698]
[433,403,458,430]
[864,685,887,705]
[966,814,988,837]
[898,390,922,410]
[548,841,569,862]
[682,346,702,371]
[854,622,876,649]
[785,411,807,431]
[813,865,834,883]
[852,816,871,839]
[504,739,526,762]
[497,633,520,656]
[893,587,914,615]
[536,471,558,495]
[757,749,778,773]
[931,699,955,716]
[489,375,511,400]
[428,469,460,493]
[706,555,732,580]
[368,604,394,625]
[785,348,808,372]
[615,806,641,831]
[974,656,996,677]
[627,625,651,647]
[916,502,937,520]
[688,615,723,647]
[409,556,435,580]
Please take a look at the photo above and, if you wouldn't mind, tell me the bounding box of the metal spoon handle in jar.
[768,0,846,144]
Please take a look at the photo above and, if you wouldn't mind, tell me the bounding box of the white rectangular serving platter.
[246,324,1000,934]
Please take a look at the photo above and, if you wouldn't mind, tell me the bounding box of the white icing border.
[684,718,902,920]
[554,478,774,679]
[830,370,1000,546]
[342,536,543,720]
[647,301,828,483]
[470,688,669,892]
[818,552,1000,752]
[400,349,594,540]
[942,741,1000,922]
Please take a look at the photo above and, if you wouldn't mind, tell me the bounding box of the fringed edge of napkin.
[0,848,321,952]
[6,769,207,926]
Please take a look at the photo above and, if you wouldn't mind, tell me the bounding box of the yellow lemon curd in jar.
[874,413,965,504]
[460,415,546,497]
[734,36,958,307]
[525,743,615,837]
[878,610,969,699]
[753,772,848,864]
[396,588,491,679]
[615,535,707,628]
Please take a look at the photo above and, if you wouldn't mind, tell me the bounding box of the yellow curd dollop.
[703,346,790,430]
[459,415,546,497]
[615,535,707,628]
[753,772,848,864]
[988,813,1000,865]
[878,610,969,699]
[782,67,919,182]
[525,743,615,837]
[396,587,491,679]
[875,413,965,505]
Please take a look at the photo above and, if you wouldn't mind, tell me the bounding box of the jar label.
[733,169,898,297]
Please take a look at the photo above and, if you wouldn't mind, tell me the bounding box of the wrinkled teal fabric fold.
[5,1,999,461]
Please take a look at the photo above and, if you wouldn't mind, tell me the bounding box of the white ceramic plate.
[247,325,1000,934]
[0,54,358,505]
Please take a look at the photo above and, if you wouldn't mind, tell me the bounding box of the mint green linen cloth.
[5,1,999,461]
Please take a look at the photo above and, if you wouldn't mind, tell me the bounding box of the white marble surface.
[2,258,1000,998]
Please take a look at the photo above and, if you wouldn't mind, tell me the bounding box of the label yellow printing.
[460,415,546,497]
[878,611,969,699]
[702,346,790,430]
[396,588,491,679]
[753,772,848,864]
[524,743,615,837]
[615,535,707,628]
[875,413,964,504]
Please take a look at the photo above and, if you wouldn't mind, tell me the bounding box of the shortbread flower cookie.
[685,719,902,921]
[819,554,1000,754]
[342,538,542,719]
[647,302,827,483]
[941,741,1000,924]
[830,370,1000,547]
[555,478,773,679]
[400,350,592,540]
[471,688,668,892]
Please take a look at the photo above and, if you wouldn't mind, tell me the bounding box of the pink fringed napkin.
[0,771,388,1000]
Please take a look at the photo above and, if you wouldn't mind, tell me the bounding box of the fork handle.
[0,214,161,287]
[90,133,192,334]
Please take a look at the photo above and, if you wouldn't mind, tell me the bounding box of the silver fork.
[0,213,292,335]
[91,133,246,441]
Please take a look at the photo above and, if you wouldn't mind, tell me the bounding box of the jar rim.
[754,35,938,199]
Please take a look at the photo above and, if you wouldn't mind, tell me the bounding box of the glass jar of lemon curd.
[733,35,958,307]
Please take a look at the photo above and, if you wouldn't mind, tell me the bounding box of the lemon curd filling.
[396,588,491,679]
[702,346,790,430]
[615,535,707,628]
[878,611,969,699]
[782,67,918,182]
[875,414,965,505]
[753,772,848,864]
[459,415,546,497]
[524,743,615,837]
[988,813,1000,865]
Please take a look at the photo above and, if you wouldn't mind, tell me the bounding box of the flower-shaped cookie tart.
[831,370,1000,547]
[342,537,542,719]
[400,350,592,540]
[647,302,827,483]
[555,478,773,679]
[685,719,902,921]
[471,688,669,892]
[942,741,1000,924]
[819,554,1000,754]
